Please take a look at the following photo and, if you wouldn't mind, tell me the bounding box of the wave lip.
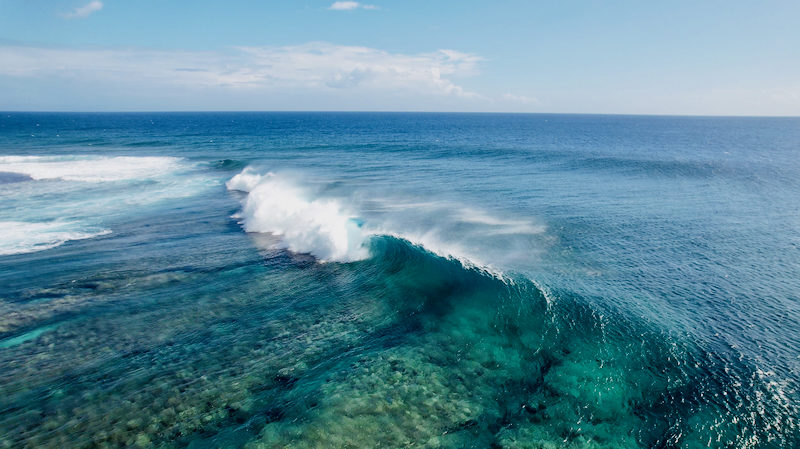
[0,155,186,182]
[0,221,111,256]
[227,169,367,263]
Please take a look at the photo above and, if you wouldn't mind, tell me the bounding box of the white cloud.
[329,1,359,9]
[62,0,103,19]
[329,2,379,10]
[0,42,481,101]
[502,93,540,105]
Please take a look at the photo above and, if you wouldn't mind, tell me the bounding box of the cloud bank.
[62,1,103,19]
[0,42,495,110]
[0,42,478,95]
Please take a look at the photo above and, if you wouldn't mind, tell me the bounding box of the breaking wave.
[226,168,547,269]
[0,155,186,182]
[227,168,368,262]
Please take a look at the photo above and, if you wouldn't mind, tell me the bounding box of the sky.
[0,0,799,115]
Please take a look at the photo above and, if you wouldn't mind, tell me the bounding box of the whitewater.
[1,112,798,448]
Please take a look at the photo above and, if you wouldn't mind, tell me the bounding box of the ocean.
[0,112,798,448]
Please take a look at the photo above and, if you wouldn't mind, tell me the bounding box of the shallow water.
[0,112,798,448]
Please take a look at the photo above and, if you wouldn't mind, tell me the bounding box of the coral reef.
[0,240,777,448]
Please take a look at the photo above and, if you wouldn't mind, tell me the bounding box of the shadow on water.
[0,171,33,184]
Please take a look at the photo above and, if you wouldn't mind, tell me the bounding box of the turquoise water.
[0,113,798,447]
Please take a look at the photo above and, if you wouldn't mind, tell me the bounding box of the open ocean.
[1,112,798,448]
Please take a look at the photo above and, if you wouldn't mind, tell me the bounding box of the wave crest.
[227,169,367,263]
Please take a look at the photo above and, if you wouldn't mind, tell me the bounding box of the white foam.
[0,155,185,182]
[226,167,270,192]
[0,155,209,257]
[228,171,367,263]
[0,221,111,256]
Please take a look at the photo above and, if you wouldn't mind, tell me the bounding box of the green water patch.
[0,237,796,448]
[0,323,61,349]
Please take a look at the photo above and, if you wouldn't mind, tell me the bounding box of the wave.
[227,169,368,262]
[207,159,250,172]
[0,155,210,257]
[369,237,797,447]
[0,155,186,182]
[223,167,798,446]
[227,168,546,269]
[237,233,795,447]
[0,221,111,256]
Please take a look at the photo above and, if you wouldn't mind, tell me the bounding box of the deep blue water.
[1,112,799,448]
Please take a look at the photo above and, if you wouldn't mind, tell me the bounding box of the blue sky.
[1,0,798,115]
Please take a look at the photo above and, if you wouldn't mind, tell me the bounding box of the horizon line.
[2,111,798,119]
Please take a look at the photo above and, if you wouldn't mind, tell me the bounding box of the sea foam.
[0,155,202,257]
[0,221,111,256]
[0,155,185,182]
[227,169,367,262]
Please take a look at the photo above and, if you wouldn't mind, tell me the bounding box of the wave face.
[218,166,798,447]
[1,113,799,448]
